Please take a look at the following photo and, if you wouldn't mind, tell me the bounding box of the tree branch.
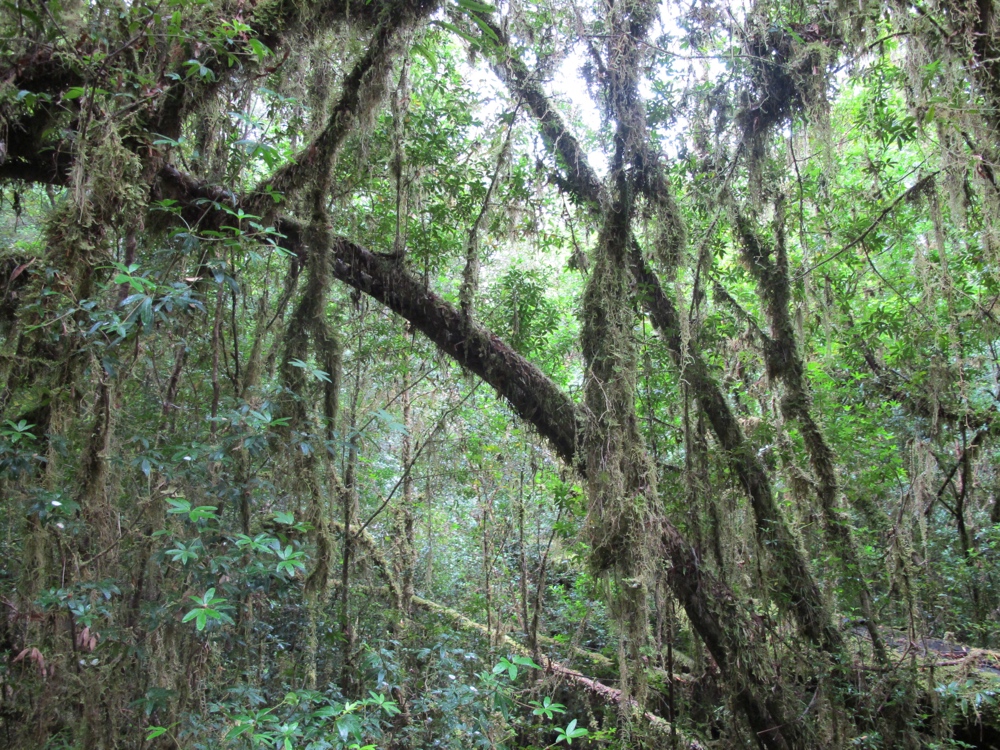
[323,232,584,468]
[490,17,840,662]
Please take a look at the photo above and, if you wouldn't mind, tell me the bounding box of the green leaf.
[555,718,589,744]
[337,713,361,742]
[189,505,218,521]
[433,20,480,48]
[466,10,499,43]
[530,696,565,718]
[139,297,153,330]
[225,723,253,740]
[455,0,495,13]
[2,1,43,29]
[513,654,540,669]
[247,38,272,60]
[411,42,438,73]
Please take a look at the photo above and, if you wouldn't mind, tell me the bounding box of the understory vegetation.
[4,0,1000,747]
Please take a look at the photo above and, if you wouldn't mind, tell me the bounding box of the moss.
[582,240,654,579]
[735,20,839,193]
[276,214,346,690]
[251,0,436,222]
[576,0,663,711]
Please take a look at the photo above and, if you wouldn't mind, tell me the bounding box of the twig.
[795,172,939,280]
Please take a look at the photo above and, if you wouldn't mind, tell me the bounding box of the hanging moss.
[735,18,840,192]
[274,210,347,691]
[582,240,655,581]
[578,0,662,711]
[280,218,344,594]
[249,0,438,221]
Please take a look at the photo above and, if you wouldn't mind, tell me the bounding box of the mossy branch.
[410,594,706,750]
[733,208,887,663]
[489,18,841,662]
[142,159,796,745]
[245,0,439,219]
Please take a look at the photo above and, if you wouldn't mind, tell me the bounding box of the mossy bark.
[734,209,887,663]
[279,217,344,690]
[487,25,844,733]
[630,243,843,654]
[576,0,663,710]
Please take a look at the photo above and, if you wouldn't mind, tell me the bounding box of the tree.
[3,0,1000,747]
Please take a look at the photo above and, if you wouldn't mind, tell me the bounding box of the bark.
[517,466,530,643]
[340,343,363,692]
[391,377,416,614]
[77,377,118,572]
[660,524,796,750]
[279,228,340,689]
[330,519,404,608]
[210,285,225,437]
[968,0,1000,135]
[953,426,984,614]
[529,516,556,657]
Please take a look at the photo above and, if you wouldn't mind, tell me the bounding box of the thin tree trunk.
[392,368,416,614]
[210,285,224,439]
[425,445,435,592]
[340,328,363,693]
[78,376,117,573]
[517,463,530,639]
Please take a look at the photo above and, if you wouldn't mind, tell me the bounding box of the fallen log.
[411,594,704,750]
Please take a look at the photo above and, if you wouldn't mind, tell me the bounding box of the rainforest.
[2,0,1000,747]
